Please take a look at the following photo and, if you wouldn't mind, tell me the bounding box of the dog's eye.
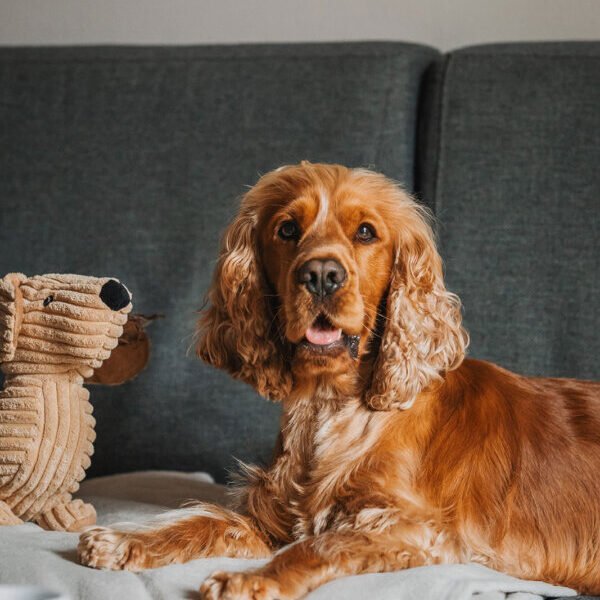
[278,220,300,241]
[355,223,376,243]
[43,295,54,307]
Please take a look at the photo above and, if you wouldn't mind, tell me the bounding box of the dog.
[78,162,600,599]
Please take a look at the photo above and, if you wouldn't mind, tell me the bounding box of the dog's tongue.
[305,324,342,346]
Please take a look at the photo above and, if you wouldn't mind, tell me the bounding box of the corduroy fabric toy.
[0,273,131,531]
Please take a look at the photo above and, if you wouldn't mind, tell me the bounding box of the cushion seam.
[0,51,439,66]
[432,53,453,224]
[446,52,600,61]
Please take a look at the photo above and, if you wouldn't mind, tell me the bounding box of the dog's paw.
[78,526,146,571]
[200,570,287,600]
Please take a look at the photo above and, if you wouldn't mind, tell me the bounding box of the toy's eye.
[43,295,54,307]
[278,220,300,241]
[355,223,376,243]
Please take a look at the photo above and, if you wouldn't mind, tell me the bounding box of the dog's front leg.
[200,517,456,600]
[78,503,272,571]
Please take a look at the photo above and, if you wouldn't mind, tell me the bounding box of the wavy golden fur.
[79,163,600,599]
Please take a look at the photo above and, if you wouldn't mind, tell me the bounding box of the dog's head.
[197,163,467,408]
[0,273,131,377]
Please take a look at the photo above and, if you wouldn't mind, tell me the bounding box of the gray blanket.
[0,471,577,600]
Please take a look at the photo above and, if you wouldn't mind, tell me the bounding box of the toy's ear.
[85,314,162,385]
[0,273,26,363]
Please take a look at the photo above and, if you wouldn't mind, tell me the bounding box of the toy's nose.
[100,280,131,311]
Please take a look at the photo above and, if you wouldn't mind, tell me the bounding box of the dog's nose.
[100,280,131,311]
[297,259,346,297]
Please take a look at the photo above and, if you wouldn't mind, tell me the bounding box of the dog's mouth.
[298,314,360,358]
[305,313,342,345]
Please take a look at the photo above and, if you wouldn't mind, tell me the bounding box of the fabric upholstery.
[421,43,600,379]
[0,42,438,480]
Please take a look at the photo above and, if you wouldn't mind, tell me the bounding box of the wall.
[1,0,598,51]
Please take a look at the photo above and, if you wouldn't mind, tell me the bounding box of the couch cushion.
[421,43,600,379]
[0,42,438,480]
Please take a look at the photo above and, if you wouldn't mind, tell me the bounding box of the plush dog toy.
[0,273,131,531]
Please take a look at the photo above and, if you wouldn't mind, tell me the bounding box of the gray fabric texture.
[0,471,578,600]
[422,43,600,379]
[0,42,438,481]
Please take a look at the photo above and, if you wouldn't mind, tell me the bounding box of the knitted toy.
[0,273,132,531]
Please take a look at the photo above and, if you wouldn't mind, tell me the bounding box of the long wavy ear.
[366,210,468,410]
[196,198,292,401]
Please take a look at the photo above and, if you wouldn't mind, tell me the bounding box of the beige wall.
[1,0,598,51]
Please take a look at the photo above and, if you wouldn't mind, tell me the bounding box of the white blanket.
[0,471,577,600]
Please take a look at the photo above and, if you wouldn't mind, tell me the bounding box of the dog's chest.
[279,398,394,538]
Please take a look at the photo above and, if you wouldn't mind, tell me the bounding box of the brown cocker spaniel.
[79,163,600,599]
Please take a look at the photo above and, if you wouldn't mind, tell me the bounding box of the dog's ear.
[0,273,25,363]
[196,197,292,401]
[366,210,468,410]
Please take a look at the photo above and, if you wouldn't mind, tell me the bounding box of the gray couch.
[0,41,598,599]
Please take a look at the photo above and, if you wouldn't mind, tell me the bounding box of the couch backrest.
[421,43,600,379]
[0,42,438,480]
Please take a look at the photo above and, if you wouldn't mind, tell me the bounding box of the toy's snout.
[100,280,131,311]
